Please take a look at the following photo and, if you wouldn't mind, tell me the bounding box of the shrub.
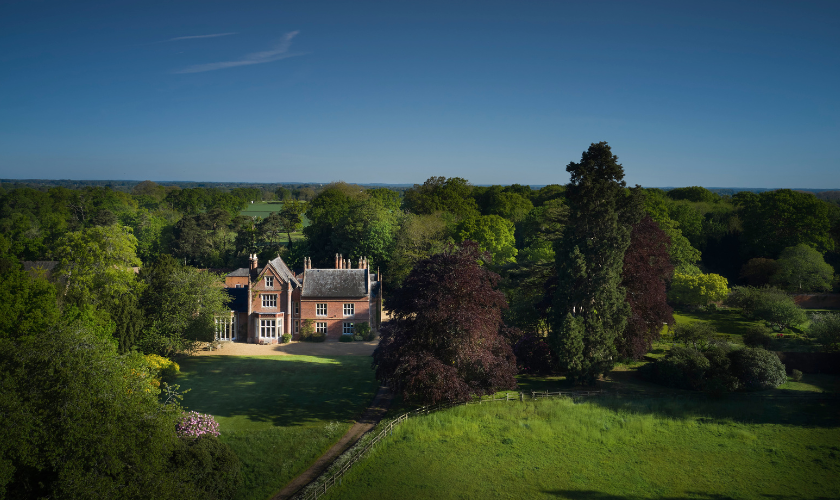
[170,435,241,500]
[301,330,326,342]
[355,322,375,341]
[742,324,773,349]
[339,334,353,343]
[353,334,364,341]
[728,348,787,391]
[646,346,710,390]
[809,312,840,352]
[702,345,739,394]
[144,353,180,388]
[754,295,807,332]
[791,369,803,382]
[175,411,220,439]
[672,322,716,350]
[668,272,729,307]
[513,333,556,375]
[281,333,292,343]
[725,286,787,319]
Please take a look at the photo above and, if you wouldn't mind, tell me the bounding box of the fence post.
[520,392,524,402]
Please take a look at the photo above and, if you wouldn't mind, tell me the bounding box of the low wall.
[792,294,840,309]
[774,351,840,374]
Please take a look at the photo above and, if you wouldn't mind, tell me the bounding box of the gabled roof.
[301,269,368,298]
[266,256,300,287]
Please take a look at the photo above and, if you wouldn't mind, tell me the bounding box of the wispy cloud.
[174,31,302,74]
[167,32,237,42]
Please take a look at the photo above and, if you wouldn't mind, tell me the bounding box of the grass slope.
[325,395,840,500]
[177,355,378,500]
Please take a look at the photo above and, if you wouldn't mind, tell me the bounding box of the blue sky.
[1,1,838,187]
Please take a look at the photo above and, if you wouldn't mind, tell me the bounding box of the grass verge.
[176,355,378,500]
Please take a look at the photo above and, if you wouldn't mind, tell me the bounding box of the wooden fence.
[293,390,603,500]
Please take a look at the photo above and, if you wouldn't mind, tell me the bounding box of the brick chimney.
[335,253,340,269]
[249,254,258,272]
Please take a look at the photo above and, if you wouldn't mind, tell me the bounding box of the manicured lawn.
[177,355,378,500]
[325,392,840,499]
[672,308,816,351]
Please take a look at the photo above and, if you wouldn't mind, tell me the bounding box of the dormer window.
[265,276,274,288]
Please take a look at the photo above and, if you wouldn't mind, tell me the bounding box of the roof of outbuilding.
[227,268,250,277]
[225,287,249,312]
[301,269,368,298]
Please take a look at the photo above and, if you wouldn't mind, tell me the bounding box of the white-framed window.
[260,319,277,338]
[262,294,277,308]
[316,322,327,333]
[235,284,242,288]
[215,316,235,341]
[343,303,354,317]
[294,301,300,316]
[343,322,354,335]
[264,276,274,288]
[316,303,327,316]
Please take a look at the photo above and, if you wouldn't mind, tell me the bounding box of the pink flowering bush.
[175,411,220,439]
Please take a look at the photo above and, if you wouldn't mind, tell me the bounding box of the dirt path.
[271,386,394,500]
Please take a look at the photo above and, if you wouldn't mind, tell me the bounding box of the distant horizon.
[2,178,838,193]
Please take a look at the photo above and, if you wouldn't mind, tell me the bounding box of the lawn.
[324,390,840,499]
[176,355,379,500]
[672,308,817,351]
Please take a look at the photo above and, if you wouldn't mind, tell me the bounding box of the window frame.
[316,322,327,334]
[316,303,327,316]
[343,322,354,335]
[264,275,274,288]
[262,294,277,309]
[343,303,355,317]
[260,319,277,338]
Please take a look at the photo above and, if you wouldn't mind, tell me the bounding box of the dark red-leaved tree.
[373,241,518,404]
[619,215,675,359]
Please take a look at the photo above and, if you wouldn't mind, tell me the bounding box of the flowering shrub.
[143,354,180,388]
[176,411,220,439]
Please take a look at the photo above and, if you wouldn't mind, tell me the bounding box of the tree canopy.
[373,242,517,404]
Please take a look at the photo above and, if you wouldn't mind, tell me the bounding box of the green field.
[176,355,379,500]
[324,389,840,499]
[671,308,817,351]
[240,201,311,224]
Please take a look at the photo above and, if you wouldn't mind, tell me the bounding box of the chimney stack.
[335,254,340,269]
[249,254,258,271]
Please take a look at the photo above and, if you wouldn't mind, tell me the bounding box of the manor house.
[218,254,382,343]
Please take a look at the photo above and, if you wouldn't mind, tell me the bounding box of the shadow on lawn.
[524,368,840,428]
[176,355,378,428]
[543,491,836,500]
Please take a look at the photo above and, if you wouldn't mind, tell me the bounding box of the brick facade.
[222,254,381,343]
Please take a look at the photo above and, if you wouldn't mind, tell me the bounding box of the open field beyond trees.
[324,391,840,500]
[176,355,379,500]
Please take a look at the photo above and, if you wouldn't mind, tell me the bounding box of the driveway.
[194,339,379,356]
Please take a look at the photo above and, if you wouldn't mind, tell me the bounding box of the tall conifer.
[550,142,633,382]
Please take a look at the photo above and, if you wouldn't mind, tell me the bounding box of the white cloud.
[174,31,302,74]
[167,32,237,42]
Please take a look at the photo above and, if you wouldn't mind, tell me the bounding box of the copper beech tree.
[373,241,517,404]
[618,215,675,359]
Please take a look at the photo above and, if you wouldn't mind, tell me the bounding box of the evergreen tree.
[550,142,633,383]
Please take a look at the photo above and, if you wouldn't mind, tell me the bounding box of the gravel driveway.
[194,339,379,356]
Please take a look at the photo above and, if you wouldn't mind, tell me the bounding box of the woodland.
[1,142,839,498]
